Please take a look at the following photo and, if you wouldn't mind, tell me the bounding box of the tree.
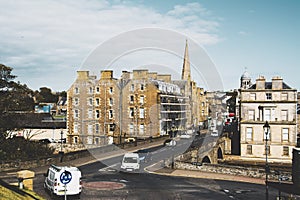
[34,87,58,103]
[0,64,35,138]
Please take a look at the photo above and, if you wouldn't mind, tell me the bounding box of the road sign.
[60,170,72,185]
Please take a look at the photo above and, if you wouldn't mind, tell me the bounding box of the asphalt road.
[28,137,281,200]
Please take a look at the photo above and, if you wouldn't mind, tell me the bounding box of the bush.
[0,137,55,161]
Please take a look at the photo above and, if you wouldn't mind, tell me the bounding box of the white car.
[180,133,191,139]
[164,139,177,147]
[120,153,140,172]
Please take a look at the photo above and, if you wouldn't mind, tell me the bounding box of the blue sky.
[0,0,299,91]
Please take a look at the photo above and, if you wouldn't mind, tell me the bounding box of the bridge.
[176,131,229,165]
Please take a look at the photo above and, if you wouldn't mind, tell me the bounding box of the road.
[27,136,280,200]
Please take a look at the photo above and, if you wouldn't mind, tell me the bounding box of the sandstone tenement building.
[67,41,207,145]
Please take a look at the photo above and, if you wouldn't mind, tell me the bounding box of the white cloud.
[0,0,221,91]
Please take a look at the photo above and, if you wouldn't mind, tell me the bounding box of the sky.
[0,0,299,92]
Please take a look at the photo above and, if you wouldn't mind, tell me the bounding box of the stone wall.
[174,161,291,181]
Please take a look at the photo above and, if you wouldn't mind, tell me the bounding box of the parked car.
[180,133,191,139]
[39,138,56,144]
[164,139,176,147]
[124,137,136,143]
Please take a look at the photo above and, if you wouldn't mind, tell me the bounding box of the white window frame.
[248,110,255,120]
[246,127,253,141]
[139,108,145,118]
[140,95,144,104]
[282,128,289,142]
[129,123,134,134]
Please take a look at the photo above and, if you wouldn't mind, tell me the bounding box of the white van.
[44,165,82,197]
[120,153,140,172]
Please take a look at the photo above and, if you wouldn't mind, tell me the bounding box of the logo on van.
[60,170,72,185]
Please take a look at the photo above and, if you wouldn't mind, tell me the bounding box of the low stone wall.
[174,161,292,181]
[0,136,166,172]
[0,145,116,172]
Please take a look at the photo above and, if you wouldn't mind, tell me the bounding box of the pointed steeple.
[181,39,191,82]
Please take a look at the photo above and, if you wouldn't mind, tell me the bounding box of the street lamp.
[171,123,176,169]
[263,121,270,200]
[59,129,64,163]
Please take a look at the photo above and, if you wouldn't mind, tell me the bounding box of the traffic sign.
[60,170,72,185]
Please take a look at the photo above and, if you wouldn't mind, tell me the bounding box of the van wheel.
[75,193,81,199]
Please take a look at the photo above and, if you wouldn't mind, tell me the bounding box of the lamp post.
[171,123,176,169]
[263,121,270,200]
[59,129,64,163]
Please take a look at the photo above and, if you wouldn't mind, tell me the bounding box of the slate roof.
[248,82,292,90]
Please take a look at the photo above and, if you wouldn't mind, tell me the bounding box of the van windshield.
[123,157,138,163]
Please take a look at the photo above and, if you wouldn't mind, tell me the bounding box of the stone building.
[66,41,207,146]
[67,69,188,145]
[239,75,298,163]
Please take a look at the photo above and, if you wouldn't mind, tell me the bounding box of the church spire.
[181,39,191,82]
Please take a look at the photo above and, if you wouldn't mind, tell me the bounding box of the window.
[246,127,253,140]
[140,95,144,104]
[109,98,113,106]
[130,95,134,103]
[109,110,113,119]
[74,124,78,133]
[201,102,205,107]
[74,98,79,105]
[88,109,93,118]
[87,136,93,145]
[95,137,99,145]
[95,124,99,134]
[248,110,255,120]
[283,146,289,156]
[202,110,205,115]
[88,124,93,134]
[109,124,115,132]
[250,93,256,101]
[282,128,289,141]
[266,93,272,100]
[74,110,79,118]
[130,84,134,91]
[74,136,78,144]
[109,87,113,94]
[129,123,134,134]
[140,84,144,90]
[139,124,144,135]
[281,93,288,101]
[88,98,93,106]
[264,109,271,121]
[96,87,100,93]
[95,98,100,106]
[281,110,288,121]
[130,108,134,118]
[246,145,252,154]
[89,87,93,94]
[95,110,100,118]
[139,108,145,118]
[75,87,79,94]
